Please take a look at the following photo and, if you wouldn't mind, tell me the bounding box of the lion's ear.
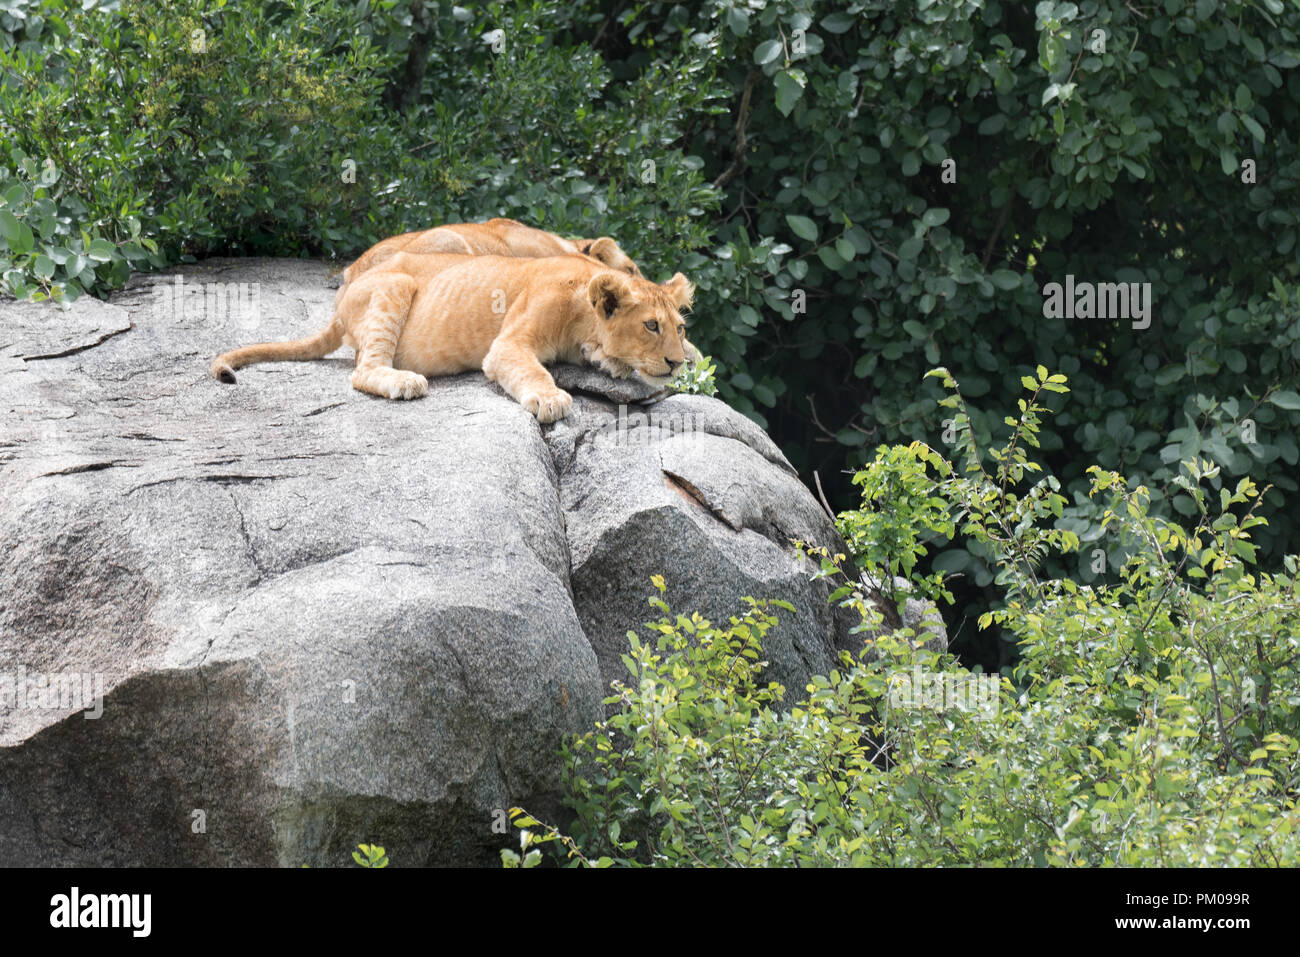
[586,237,621,266]
[588,271,631,320]
[662,272,695,310]
[573,238,597,255]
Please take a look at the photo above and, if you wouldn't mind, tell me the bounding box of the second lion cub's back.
[342,218,577,285]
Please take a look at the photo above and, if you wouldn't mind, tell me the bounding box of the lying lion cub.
[212,253,693,423]
[339,220,698,366]
[340,217,641,295]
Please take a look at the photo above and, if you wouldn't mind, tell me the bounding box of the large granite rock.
[0,259,938,866]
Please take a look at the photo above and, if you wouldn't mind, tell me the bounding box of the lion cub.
[211,253,694,423]
[339,218,641,296]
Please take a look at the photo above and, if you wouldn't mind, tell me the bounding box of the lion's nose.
[665,357,681,372]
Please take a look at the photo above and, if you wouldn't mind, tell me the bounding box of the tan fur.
[568,236,642,277]
[212,254,695,423]
[340,218,642,297]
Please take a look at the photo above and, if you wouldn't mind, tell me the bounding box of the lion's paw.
[521,387,573,423]
[387,371,429,400]
[598,356,635,379]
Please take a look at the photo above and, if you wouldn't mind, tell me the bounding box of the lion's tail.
[210,315,345,384]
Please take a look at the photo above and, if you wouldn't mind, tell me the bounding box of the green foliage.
[1,0,401,300]
[0,0,162,300]
[834,441,955,617]
[397,0,721,278]
[0,145,162,301]
[500,809,611,868]
[511,373,1299,866]
[0,0,720,303]
[352,843,389,867]
[667,351,719,396]
[561,574,804,865]
[609,0,1300,652]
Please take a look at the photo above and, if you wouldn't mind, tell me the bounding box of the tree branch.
[712,70,760,190]
[981,195,1014,270]
[384,0,432,115]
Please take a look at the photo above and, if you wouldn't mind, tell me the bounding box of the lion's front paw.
[521,387,573,423]
[598,356,635,379]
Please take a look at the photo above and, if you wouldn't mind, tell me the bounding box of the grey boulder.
[0,259,939,866]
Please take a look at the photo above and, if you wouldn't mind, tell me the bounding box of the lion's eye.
[678,325,685,337]
[644,321,659,334]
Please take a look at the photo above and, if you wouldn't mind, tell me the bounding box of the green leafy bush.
[379,0,723,282]
[606,0,1300,663]
[512,371,1299,866]
[0,0,404,301]
[0,0,722,300]
[834,441,955,618]
[668,351,719,395]
[351,843,389,867]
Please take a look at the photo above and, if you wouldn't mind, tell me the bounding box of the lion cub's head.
[576,237,644,278]
[585,271,695,385]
